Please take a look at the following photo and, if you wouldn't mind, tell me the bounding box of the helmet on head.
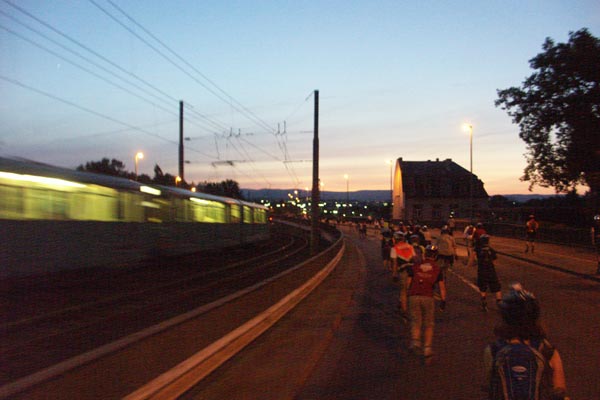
[479,234,490,246]
[425,244,438,258]
[476,222,483,228]
[499,283,540,326]
[393,231,405,241]
[409,234,420,244]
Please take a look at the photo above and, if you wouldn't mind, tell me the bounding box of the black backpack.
[478,246,496,267]
[489,340,550,400]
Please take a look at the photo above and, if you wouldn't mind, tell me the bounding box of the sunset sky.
[1,1,598,195]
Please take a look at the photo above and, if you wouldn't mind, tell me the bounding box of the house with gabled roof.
[392,157,488,223]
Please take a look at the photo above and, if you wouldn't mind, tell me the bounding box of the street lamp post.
[463,124,473,221]
[344,174,349,204]
[134,152,144,180]
[387,159,393,220]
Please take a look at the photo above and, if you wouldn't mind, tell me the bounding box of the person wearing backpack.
[409,234,425,264]
[435,227,457,282]
[380,229,394,271]
[406,244,446,359]
[390,232,416,315]
[484,283,569,400]
[476,234,502,312]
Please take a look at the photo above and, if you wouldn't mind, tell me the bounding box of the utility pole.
[179,100,184,181]
[310,90,320,255]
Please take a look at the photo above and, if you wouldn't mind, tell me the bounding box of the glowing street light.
[134,152,144,180]
[175,176,182,186]
[343,174,349,204]
[462,123,473,220]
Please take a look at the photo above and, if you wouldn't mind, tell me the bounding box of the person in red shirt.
[406,245,447,359]
[391,232,416,315]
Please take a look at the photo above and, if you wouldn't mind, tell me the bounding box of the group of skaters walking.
[378,220,570,400]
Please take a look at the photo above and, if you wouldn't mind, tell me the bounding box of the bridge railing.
[453,220,594,249]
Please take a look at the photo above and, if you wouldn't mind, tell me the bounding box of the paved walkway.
[482,233,599,280]
[184,225,599,399]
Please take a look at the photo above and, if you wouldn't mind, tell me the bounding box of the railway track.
[1,231,316,393]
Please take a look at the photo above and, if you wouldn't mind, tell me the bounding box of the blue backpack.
[489,340,547,400]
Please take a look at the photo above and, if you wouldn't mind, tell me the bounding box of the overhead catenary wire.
[0,23,182,120]
[0,7,227,136]
[3,1,181,107]
[96,0,306,187]
[90,0,276,135]
[226,136,272,188]
[3,0,309,189]
[0,75,217,159]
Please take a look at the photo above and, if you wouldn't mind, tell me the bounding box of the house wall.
[391,158,488,223]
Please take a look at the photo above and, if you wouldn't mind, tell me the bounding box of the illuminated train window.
[230,204,241,223]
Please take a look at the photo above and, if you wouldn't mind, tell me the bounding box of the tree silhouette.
[77,158,129,177]
[77,158,243,198]
[495,28,600,200]
[197,179,244,199]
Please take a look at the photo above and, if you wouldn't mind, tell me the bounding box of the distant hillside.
[501,194,563,203]
[242,189,391,202]
[242,189,562,203]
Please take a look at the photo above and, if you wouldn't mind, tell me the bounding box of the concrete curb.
[123,243,346,399]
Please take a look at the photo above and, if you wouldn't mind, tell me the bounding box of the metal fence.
[463,222,594,249]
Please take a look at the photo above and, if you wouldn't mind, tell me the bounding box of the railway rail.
[0,222,342,399]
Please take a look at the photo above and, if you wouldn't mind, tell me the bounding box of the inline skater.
[381,228,394,271]
[421,225,432,245]
[409,234,425,264]
[406,244,446,359]
[476,234,502,312]
[390,232,416,315]
[484,283,569,400]
[468,222,487,268]
[447,216,456,235]
[435,227,457,282]
[525,215,539,253]
[463,223,475,264]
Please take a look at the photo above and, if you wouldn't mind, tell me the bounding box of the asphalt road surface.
[184,226,599,399]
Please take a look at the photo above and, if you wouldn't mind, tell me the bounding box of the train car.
[0,156,270,278]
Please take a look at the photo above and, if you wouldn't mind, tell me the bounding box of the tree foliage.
[197,179,244,199]
[151,164,180,186]
[77,158,130,178]
[495,28,600,197]
[77,158,245,199]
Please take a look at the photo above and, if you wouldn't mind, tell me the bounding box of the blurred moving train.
[0,157,270,279]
